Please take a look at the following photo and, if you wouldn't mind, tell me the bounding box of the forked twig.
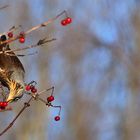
[0,97,33,136]
[0,86,60,136]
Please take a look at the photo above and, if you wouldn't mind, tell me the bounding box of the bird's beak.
[6,95,14,103]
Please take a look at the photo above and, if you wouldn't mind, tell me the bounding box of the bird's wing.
[0,45,25,72]
[0,68,11,88]
[0,35,25,88]
[0,35,25,73]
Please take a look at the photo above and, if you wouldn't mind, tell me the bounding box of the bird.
[0,34,25,102]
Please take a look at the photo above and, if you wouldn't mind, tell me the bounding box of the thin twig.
[0,10,66,45]
[37,86,54,96]
[9,25,22,32]
[0,25,22,36]
[0,5,9,10]
[0,97,33,136]
[6,51,38,57]
[25,10,66,34]
[0,38,56,56]
[28,92,61,115]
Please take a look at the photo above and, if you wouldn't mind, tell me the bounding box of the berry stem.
[50,105,62,116]
[0,10,67,46]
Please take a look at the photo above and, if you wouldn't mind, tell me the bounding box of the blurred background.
[0,0,140,140]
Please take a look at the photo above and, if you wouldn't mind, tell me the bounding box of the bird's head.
[6,81,24,103]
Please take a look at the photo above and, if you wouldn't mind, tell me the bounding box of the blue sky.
[28,0,135,140]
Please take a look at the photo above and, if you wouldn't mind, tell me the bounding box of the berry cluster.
[26,82,61,121]
[61,17,72,26]
[7,31,25,43]
[0,101,8,110]
[26,85,37,93]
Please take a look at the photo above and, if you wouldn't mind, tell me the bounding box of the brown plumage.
[0,35,25,102]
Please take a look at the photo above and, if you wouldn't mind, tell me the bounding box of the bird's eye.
[13,97,20,102]
[0,35,7,41]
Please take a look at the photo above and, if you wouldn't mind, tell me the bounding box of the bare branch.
[0,10,66,45]
[25,10,66,34]
[0,85,61,136]
[0,97,33,136]
[0,38,56,56]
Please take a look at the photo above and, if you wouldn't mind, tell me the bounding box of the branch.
[0,10,66,45]
[0,86,61,136]
[0,88,49,136]
[0,38,56,56]
[0,97,33,136]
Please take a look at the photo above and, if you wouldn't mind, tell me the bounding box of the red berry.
[3,102,8,107]
[2,102,8,107]
[8,32,13,38]
[54,116,60,121]
[31,87,37,93]
[61,19,67,26]
[30,85,35,90]
[1,102,4,107]
[19,31,25,37]
[0,102,3,106]
[47,95,54,102]
[65,17,72,24]
[0,102,8,107]
[19,37,25,43]
[26,85,31,91]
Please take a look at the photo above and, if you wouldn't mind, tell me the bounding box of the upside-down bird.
[0,35,25,102]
